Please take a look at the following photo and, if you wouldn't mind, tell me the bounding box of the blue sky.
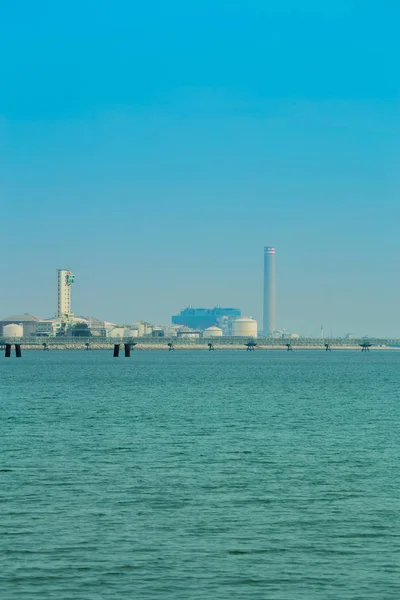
[1,1,399,336]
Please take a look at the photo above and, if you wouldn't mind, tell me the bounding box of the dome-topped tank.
[232,317,258,338]
[0,314,42,322]
[3,323,24,338]
[204,326,223,337]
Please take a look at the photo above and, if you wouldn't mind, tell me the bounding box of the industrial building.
[172,307,241,332]
[263,247,276,336]
[36,320,59,336]
[176,329,202,339]
[56,268,74,319]
[0,314,44,337]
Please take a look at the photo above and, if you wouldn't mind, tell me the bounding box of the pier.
[0,336,395,356]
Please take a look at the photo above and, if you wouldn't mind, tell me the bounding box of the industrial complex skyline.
[0,249,274,339]
[0,244,392,339]
[1,236,400,338]
[1,240,399,338]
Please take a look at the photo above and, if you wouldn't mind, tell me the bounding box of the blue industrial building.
[172,307,241,331]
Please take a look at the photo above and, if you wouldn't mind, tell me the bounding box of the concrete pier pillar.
[124,343,131,357]
[15,344,22,358]
[5,344,11,358]
[113,344,120,357]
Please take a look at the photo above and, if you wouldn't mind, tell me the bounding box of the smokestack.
[263,246,276,335]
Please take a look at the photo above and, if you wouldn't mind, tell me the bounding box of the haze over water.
[1,350,400,599]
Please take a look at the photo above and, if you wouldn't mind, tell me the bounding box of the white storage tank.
[204,326,223,337]
[131,322,145,336]
[232,317,258,338]
[108,326,125,338]
[125,329,139,338]
[3,323,24,338]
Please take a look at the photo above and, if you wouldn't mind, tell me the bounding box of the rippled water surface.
[1,350,400,599]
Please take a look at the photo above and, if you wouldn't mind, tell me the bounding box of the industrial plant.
[172,307,241,334]
[0,245,292,341]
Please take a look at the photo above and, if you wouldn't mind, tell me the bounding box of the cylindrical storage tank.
[126,329,139,338]
[232,317,258,338]
[131,322,145,336]
[3,323,24,338]
[109,327,125,338]
[204,326,223,337]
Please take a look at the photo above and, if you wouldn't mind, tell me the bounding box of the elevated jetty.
[0,336,395,354]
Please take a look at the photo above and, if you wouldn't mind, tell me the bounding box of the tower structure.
[263,247,276,336]
[56,269,74,319]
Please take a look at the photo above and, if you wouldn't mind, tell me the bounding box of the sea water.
[1,350,400,599]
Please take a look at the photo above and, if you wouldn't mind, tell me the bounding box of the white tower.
[56,269,75,318]
[263,247,276,335]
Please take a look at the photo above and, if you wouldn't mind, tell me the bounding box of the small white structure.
[3,323,24,338]
[165,325,180,337]
[232,317,258,338]
[204,326,223,337]
[152,327,164,336]
[177,329,202,339]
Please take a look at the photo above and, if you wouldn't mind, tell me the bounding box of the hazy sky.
[1,1,399,336]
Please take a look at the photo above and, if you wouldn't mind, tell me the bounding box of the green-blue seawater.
[1,350,400,599]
